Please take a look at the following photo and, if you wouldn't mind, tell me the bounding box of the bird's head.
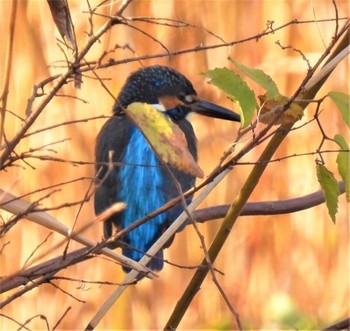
[114,65,240,123]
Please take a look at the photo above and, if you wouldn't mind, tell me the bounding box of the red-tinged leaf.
[125,103,204,178]
[258,94,304,125]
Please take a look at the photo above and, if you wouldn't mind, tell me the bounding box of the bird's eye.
[178,93,196,104]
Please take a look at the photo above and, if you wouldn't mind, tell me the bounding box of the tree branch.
[0,181,345,295]
[164,21,350,331]
[322,317,350,331]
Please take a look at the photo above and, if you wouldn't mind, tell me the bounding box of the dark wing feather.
[94,116,131,238]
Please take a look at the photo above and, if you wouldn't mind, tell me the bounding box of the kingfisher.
[94,65,240,272]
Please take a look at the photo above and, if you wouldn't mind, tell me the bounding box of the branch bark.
[322,317,350,331]
[164,21,350,331]
[0,181,345,295]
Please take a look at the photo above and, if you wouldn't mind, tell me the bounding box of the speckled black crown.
[113,65,197,113]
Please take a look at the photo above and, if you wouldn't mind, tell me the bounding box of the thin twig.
[21,233,53,270]
[164,20,350,331]
[52,306,72,331]
[0,0,17,147]
[17,17,347,93]
[0,181,345,296]
[49,280,86,303]
[0,314,31,331]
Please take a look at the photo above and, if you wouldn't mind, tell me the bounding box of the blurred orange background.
[0,0,349,330]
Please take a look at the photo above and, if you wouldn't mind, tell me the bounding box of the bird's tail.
[122,247,164,272]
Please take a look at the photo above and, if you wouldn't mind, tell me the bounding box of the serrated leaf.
[258,94,304,125]
[125,102,204,178]
[230,58,280,99]
[328,91,350,129]
[316,163,340,223]
[334,134,350,202]
[204,67,256,128]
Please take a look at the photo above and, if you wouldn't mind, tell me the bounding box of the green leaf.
[328,91,350,129]
[125,103,204,178]
[316,163,340,223]
[204,67,256,128]
[230,58,280,99]
[334,134,350,202]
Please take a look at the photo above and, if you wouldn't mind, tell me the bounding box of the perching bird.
[94,65,240,272]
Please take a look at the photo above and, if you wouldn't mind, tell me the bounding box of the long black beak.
[191,99,240,122]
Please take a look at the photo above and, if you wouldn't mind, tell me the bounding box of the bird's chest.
[117,125,168,227]
[119,125,164,188]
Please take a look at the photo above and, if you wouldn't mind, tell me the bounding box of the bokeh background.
[0,0,349,330]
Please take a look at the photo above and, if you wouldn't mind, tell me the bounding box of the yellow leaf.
[126,103,204,178]
[258,94,303,125]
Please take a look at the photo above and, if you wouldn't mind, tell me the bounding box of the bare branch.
[0,3,348,328]
[49,280,86,303]
[52,306,72,331]
[0,189,153,274]
[16,17,347,95]
[0,179,345,295]
[275,40,312,70]
[0,313,31,331]
[322,317,350,331]
[0,0,18,147]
